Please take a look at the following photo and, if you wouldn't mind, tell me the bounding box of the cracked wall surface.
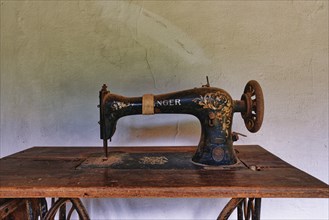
[1,1,328,219]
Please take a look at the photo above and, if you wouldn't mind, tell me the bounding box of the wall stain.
[142,10,167,29]
[175,39,193,55]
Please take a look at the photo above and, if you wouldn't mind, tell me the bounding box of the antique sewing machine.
[98,79,264,166]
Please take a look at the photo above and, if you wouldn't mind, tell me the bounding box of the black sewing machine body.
[99,80,264,166]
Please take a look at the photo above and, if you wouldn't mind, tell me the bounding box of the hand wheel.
[240,80,264,132]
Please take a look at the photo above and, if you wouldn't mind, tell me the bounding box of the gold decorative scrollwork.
[193,92,233,137]
[111,101,131,111]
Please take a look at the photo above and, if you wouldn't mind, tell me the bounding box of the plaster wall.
[1,1,328,219]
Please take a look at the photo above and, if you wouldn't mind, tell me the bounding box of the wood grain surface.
[0,145,328,198]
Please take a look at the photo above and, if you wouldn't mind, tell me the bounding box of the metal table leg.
[218,198,262,220]
[44,198,90,220]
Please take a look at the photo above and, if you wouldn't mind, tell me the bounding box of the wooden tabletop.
[0,145,328,199]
